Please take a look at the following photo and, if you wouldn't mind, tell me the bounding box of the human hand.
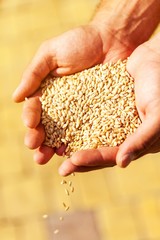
[13,24,133,166]
[59,33,160,176]
[13,24,132,102]
[116,33,160,167]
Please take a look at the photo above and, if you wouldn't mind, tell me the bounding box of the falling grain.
[65,188,70,196]
[61,179,67,185]
[62,202,67,208]
[59,216,64,221]
[68,181,72,187]
[71,187,74,193]
[42,214,48,219]
[54,229,59,235]
[65,206,70,211]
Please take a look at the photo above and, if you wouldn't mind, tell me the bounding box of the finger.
[116,115,160,168]
[146,137,160,154]
[34,145,55,164]
[70,147,118,166]
[24,124,45,149]
[55,144,66,156]
[58,159,78,176]
[58,158,116,177]
[58,146,118,176]
[13,40,57,102]
[22,91,42,128]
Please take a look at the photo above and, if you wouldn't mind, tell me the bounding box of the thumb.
[13,40,57,103]
[116,115,160,167]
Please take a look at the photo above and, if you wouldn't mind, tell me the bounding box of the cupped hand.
[13,24,135,171]
[116,34,160,167]
[59,33,160,176]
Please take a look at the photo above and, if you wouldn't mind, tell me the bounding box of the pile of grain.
[40,59,141,156]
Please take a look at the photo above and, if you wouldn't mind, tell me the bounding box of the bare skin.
[13,0,160,176]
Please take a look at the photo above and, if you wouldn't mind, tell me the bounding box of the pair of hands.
[13,24,160,176]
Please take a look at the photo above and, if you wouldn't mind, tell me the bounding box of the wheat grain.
[54,229,59,234]
[40,59,141,157]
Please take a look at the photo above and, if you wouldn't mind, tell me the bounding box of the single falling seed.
[42,214,48,219]
[71,187,74,193]
[68,181,72,187]
[65,206,70,211]
[65,188,70,196]
[59,216,64,221]
[71,173,75,177]
[63,202,67,208]
[54,229,59,235]
[61,179,67,185]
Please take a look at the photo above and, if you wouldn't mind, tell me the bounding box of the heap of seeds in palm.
[40,59,141,156]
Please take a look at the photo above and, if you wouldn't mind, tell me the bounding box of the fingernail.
[118,153,136,168]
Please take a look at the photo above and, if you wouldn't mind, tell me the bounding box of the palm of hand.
[15,25,143,174]
[57,38,160,175]
[123,43,160,157]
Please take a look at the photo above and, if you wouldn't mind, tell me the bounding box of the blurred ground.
[0,0,160,240]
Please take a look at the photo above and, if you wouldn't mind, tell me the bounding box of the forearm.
[91,0,160,50]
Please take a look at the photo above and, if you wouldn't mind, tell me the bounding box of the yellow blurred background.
[0,0,160,240]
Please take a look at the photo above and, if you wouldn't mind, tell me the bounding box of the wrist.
[89,16,136,61]
[90,0,160,55]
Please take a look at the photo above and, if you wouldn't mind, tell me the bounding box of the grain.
[62,202,67,208]
[54,229,59,235]
[40,59,141,156]
[42,214,48,219]
[65,206,70,211]
[65,188,70,196]
[59,216,64,221]
[62,202,70,211]
[61,179,67,185]
[71,186,74,193]
[68,181,72,187]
